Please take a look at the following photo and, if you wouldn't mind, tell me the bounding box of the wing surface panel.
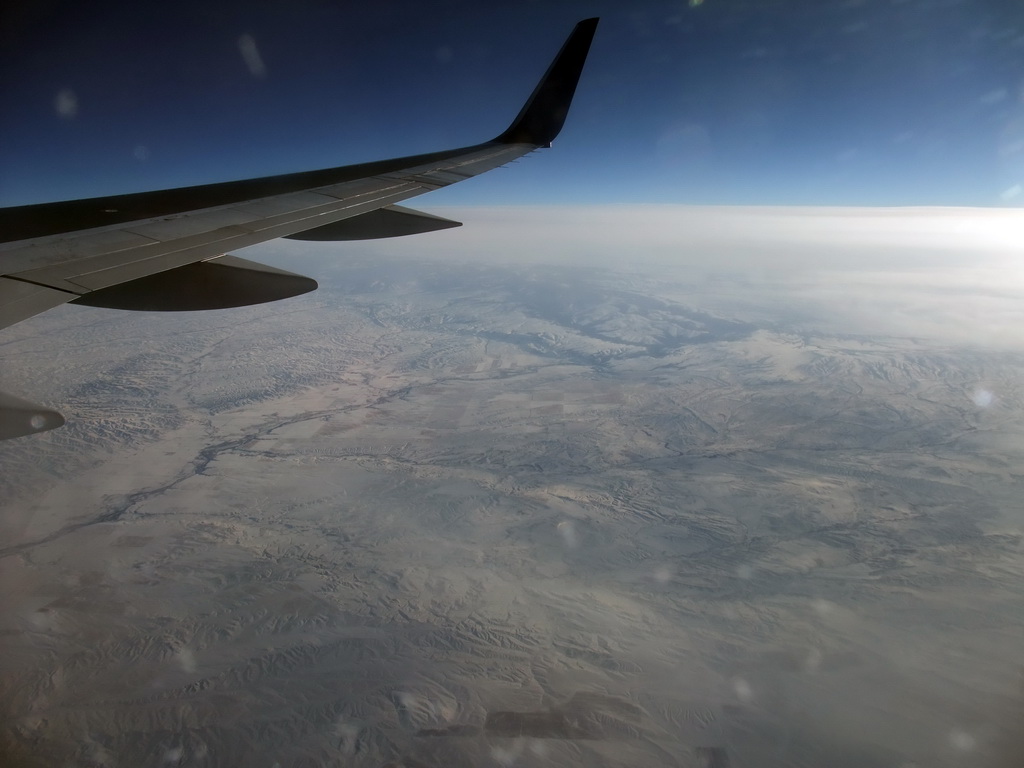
[0,278,78,330]
[0,143,529,285]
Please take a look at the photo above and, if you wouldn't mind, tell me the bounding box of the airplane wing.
[0,18,599,440]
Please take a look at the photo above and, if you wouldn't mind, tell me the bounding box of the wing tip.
[493,17,600,147]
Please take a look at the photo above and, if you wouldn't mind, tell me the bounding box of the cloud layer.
[262,205,1024,349]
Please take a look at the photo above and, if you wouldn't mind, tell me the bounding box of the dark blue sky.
[2,0,1024,208]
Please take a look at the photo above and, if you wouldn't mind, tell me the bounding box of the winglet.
[493,17,599,147]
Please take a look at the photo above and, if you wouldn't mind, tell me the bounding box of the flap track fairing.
[70,255,317,312]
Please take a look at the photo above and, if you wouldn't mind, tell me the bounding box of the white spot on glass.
[812,598,835,616]
[972,388,994,408]
[238,33,267,78]
[979,88,1007,105]
[732,677,754,702]
[948,727,975,751]
[557,520,577,548]
[491,740,523,765]
[337,721,360,755]
[656,121,712,167]
[803,647,823,673]
[54,88,77,118]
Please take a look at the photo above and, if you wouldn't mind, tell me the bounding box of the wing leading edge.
[0,18,598,440]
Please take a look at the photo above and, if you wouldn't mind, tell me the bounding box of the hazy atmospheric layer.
[2,206,1024,767]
